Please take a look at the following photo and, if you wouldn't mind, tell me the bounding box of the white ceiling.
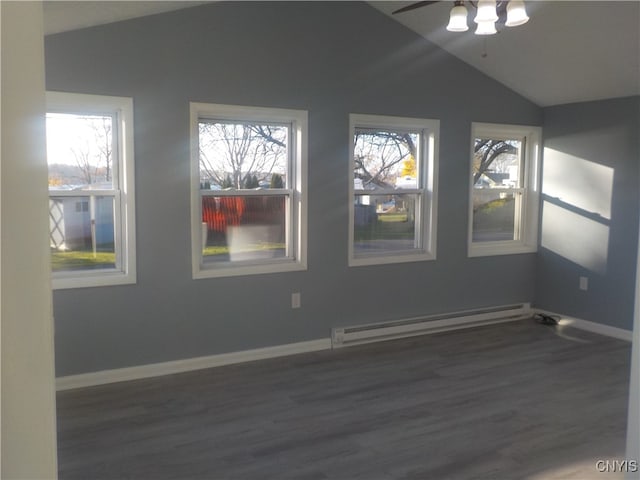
[43,1,211,35]
[369,1,640,106]
[43,1,640,107]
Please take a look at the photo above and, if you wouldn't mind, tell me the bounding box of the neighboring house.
[477,171,509,187]
[395,175,417,189]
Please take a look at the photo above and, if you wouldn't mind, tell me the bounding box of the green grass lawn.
[354,212,414,241]
[377,213,408,223]
[51,250,116,271]
[475,197,512,214]
[203,242,285,257]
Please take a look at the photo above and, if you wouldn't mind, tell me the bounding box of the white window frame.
[468,122,541,257]
[47,92,136,289]
[348,114,439,267]
[190,103,308,279]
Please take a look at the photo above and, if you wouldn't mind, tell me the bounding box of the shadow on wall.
[540,147,613,275]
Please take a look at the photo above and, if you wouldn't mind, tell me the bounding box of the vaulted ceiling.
[43,1,210,35]
[43,1,639,107]
[369,1,639,107]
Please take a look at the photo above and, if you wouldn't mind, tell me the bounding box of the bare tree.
[354,131,417,189]
[473,139,519,185]
[92,116,112,182]
[71,141,98,185]
[353,131,518,189]
[199,123,287,189]
[67,115,113,186]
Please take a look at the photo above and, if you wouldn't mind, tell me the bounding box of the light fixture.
[443,1,529,36]
[474,0,498,23]
[505,0,530,27]
[446,1,469,32]
[475,19,497,35]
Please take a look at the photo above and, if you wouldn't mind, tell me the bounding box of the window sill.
[193,259,307,279]
[52,271,136,290]
[468,242,537,258]
[349,250,435,267]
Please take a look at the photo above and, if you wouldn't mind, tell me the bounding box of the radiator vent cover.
[331,303,531,348]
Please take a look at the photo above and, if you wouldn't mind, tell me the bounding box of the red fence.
[202,195,285,233]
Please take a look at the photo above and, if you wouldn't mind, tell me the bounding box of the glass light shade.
[475,19,497,35]
[474,0,498,23]
[506,0,529,27]
[446,5,469,32]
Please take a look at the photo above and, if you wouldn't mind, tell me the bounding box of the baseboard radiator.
[331,303,531,348]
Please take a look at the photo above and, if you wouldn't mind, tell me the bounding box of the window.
[190,103,307,278]
[349,114,439,266]
[46,92,136,289]
[468,122,541,257]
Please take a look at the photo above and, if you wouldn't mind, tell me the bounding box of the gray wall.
[46,1,542,376]
[536,96,640,330]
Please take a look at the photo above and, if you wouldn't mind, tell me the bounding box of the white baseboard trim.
[56,338,332,391]
[536,309,633,342]
[57,309,632,391]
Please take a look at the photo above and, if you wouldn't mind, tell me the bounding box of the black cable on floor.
[533,313,560,326]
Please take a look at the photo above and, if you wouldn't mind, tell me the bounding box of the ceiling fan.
[392,0,529,35]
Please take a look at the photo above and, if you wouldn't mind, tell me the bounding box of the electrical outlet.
[291,292,301,309]
[579,276,588,291]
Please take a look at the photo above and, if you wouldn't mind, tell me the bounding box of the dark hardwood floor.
[56,319,632,479]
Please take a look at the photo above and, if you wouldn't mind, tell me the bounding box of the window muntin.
[349,115,439,266]
[191,104,307,278]
[468,123,541,257]
[46,93,136,289]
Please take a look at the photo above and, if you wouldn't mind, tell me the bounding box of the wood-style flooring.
[56,319,632,480]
